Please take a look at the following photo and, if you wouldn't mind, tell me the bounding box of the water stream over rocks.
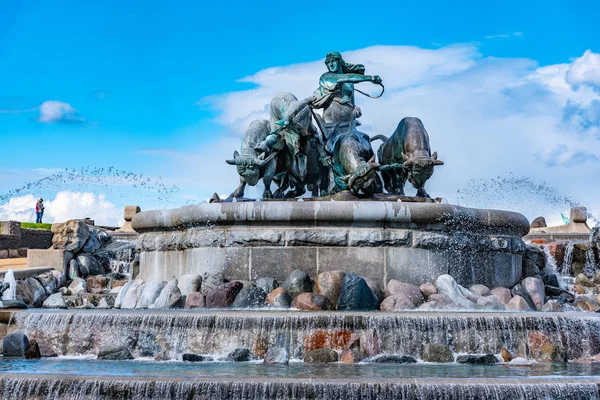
[11,310,600,362]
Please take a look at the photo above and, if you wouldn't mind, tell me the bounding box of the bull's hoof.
[262,190,273,199]
[416,189,431,198]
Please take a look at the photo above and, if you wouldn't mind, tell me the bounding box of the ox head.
[226,151,274,186]
[341,155,381,193]
[402,151,444,190]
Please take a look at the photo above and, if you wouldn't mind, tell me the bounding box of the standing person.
[35,198,45,223]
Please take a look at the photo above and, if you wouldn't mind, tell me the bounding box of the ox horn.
[431,151,444,165]
[226,150,240,165]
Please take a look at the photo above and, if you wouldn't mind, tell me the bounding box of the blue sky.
[1,0,599,225]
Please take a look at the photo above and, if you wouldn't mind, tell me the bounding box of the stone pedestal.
[132,201,530,289]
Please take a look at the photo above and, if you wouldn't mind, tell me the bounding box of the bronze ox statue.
[372,117,443,198]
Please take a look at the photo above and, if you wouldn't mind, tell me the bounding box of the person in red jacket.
[35,198,45,223]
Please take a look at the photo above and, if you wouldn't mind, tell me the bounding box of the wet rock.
[573,295,600,312]
[522,278,545,311]
[184,292,205,308]
[121,278,145,309]
[35,272,58,296]
[385,280,423,306]
[281,270,312,299]
[364,277,384,303]
[547,242,566,267]
[304,348,338,363]
[365,354,417,364]
[572,284,587,295]
[96,298,110,309]
[542,299,564,312]
[528,331,562,362]
[82,228,103,253]
[293,293,333,311]
[530,216,547,228]
[97,344,134,360]
[137,281,166,309]
[501,348,513,362]
[511,284,537,311]
[418,301,444,310]
[265,288,292,308]
[435,275,476,309]
[419,283,437,297]
[67,259,80,280]
[205,281,243,308]
[340,348,362,364]
[509,357,534,366]
[315,270,345,305]
[151,279,183,309]
[476,295,506,311]
[421,344,454,363]
[26,277,48,307]
[3,332,29,357]
[456,354,498,365]
[86,276,108,292]
[337,274,378,311]
[15,280,33,305]
[506,295,533,311]
[177,274,202,296]
[264,347,289,365]
[183,353,208,362]
[76,253,104,277]
[490,287,512,305]
[256,277,278,295]
[51,220,90,253]
[227,348,254,362]
[469,284,490,297]
[51,270,67,289]
[303,330,356,353]
[38,342,57,358]
[540,268,560,288]
[232,286,267,308]
[25,340,41,359]
[576,273,595,287]
[42,293,67,309]
[380,295,416,311]
[428,293,453,305]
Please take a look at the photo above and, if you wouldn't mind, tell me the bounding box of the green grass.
[20,222,52,230]
[0,222,52,231]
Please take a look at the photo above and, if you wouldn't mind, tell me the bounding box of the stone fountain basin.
[132,201,530,288]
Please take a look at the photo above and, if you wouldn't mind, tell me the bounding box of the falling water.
[542,245,566,289]
[584,245,598,277]
[11,310,600,361]
[2,269,17,301]
[1,376,598,399]
[561,243,576,276]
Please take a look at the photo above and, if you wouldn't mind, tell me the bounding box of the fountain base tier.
[132,201,530,288]
[2,374,600,400]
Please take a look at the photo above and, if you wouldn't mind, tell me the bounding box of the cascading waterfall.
[542,245,566,288]
[108,241,135,275]
[1,376,598,400]
[2,269,17,301]
[584,245,598,277]
[561,242,575,276]
[11,310,600,361]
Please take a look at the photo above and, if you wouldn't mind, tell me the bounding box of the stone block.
[27,249,73,273]
[8,249,20,258]
[286,229,348,246]
[249,247,318,283]
[571,207,587,223]
[0,250,7,259]
[124,205,141,222]
[412,231,452,250]
[317,248,384,285]
[227,229,284,247]
[1,221,21,237]
[349,229,411,247]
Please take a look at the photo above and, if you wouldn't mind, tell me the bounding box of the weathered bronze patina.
[227,52,442,199]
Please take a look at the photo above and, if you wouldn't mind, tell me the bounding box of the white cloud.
[566,50,600,92]
[485,32,523,39]
[182,45,600,224]
[0,191,121,226]
[38,100,84,124]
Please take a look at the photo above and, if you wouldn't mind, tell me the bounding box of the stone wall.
[134,201,530,289]
[0,221,53,256]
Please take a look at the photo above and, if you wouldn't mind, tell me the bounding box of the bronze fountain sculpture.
[226,51,444,200]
